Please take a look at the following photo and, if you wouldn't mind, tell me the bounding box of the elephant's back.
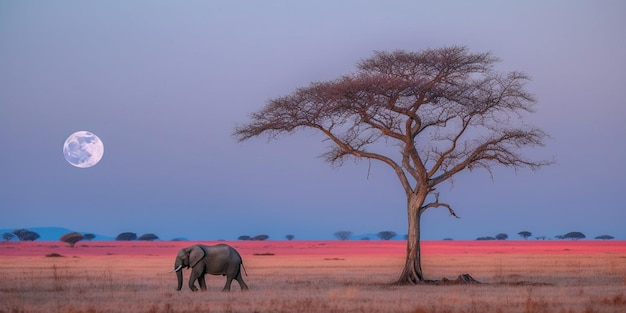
[206,244,242,262]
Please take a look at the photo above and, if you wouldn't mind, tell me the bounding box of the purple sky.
[1,1,625,240]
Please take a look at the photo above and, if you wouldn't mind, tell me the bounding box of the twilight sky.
[1,1,625,241]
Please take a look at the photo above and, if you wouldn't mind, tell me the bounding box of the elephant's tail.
[241,262,248,276]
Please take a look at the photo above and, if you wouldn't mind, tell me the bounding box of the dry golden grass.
[1,241,625,313]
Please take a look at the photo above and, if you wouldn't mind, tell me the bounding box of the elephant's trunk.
[174,260,183,291]
[176,268,183,291]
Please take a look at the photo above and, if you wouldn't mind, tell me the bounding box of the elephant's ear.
[189,245,206,268]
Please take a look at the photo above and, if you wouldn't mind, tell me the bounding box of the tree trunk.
[396,193,425,284]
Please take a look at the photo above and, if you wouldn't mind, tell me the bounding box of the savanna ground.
[1,240,624,313]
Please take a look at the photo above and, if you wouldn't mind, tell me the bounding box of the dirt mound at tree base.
[394,273,482,285]
[424,273,481,285]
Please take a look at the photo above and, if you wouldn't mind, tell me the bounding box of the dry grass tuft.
[45,253,64,258]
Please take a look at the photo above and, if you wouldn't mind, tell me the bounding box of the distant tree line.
[555,232,586,240]
[333,230,396,241]
[115,232,160,241]
[238,234,270,241]
[331,230,617,241]
[476,233,508,241]
[2,229,40,242]
[0,228,619,243]
[474,231,615,241]
[56,232,161,247]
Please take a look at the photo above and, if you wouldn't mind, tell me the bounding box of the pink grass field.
[1,240,625,313]
[1,239,624,257]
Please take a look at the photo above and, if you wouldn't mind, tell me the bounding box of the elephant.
[171,244,248,292]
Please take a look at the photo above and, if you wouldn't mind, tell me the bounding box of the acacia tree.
[60,232,84,248]
[378,231,397,240]
[334,231,353,241]
[3,233,15,242]
[234,46,550,284]
[563,231,585,240]
[115,232,137,241]
[13,229,40,241]
[137,233,159,241]
[518,231,532,239]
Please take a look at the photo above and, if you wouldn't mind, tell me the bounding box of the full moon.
[63,131,104,168]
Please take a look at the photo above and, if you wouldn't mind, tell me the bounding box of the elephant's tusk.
[169,265,182,273]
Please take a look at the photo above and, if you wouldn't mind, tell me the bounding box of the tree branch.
[420,192,459,218]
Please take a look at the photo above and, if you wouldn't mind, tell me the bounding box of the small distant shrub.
[60,232,84,248]
[377,231,397,240]
[476,236,496,240]
[83,234,96,241]
[253,252,275,256]
[595,235,614,240]
[285,234,295,241]
[238,235,251,240]
[13,229,40,241]
[137,233,159,241]
[46,253,64,258]
[518,231,532,240]
[115,232,137,241]
[3,232,15,242]
[563,232,585,240]
[253,234,269,241]
[495,233,508,240]
[334,231,352,241]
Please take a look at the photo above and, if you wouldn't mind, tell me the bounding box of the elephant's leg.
[235,271,249,291]
[222,276,233,292]
[198,274,207,291]
[188,269,200,292]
